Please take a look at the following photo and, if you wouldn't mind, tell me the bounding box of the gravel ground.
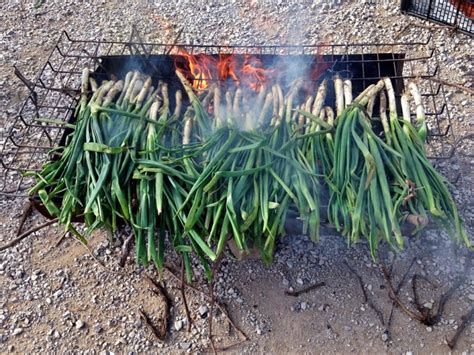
[1,0,473,353]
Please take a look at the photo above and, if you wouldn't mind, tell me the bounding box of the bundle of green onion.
[326,76,469,257]
[30,68,470,279]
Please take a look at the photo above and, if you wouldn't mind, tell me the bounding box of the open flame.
[241,55,273,92]
[177,50,213,90]
[217,54,239,83]
[175,49,276,92]
[175,48,329,93]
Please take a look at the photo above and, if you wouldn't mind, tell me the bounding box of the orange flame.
[217,53,239,83]
[176,50,275,92]
[175,49,328,93]
[241,55,273,92]
[176,49,214,90]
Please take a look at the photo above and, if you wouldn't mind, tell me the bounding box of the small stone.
[256,326,262,335]
[180,342,191,350]
[174,320,183,331]
[367,284,372,292]
[382,332,389,342]
[296,278,303,285]
[93,323,103,334]
[45,298,52,305]
[318,305,324,311]
[75,319,85,330]
[467,294,474,301]
[198,305,208,318]
[53,290,63,298]
[300,302,307,310]
[426,326,432,332]
[423,302,433,310]
[406,352,413,355]
[115,337,127,346]
[12,328,23,336]
[62,311,71,319]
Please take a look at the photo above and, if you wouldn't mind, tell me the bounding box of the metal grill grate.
[0,30,458,196]
[401,0,474,35]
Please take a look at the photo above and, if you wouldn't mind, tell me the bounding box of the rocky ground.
[1,0,473,353]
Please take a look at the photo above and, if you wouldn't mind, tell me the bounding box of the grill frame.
[0,30,458,196]
[401,0,474,36]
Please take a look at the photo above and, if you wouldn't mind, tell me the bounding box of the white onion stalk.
[311,79,327,130]
[400,91,412,136]
[233,88,242,121]
[89,78,98,93]
[258,92,273,128]
[379,90,391,145]
[276,84,284,125]
[129,79,143,105]
[122,71,140,107]
[271,85,279,126]
[135,77,152,107]
[333,75,344,116]
[214,85,222,128]
[325,106,334,143]
[343,79,353,107]
[103,80,124,107]
[174,90,182,119]
[408,82,427,143]
[182,110,193,145]
[383,77,397,121]
[95,80,115,106]
[286,79,303,123]
[225,90,233,124]
[304,95,314,134]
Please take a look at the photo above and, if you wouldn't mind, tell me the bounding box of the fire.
[175,48,328,93]
[176,49,274,92]
[242,55,273,92]
[217,54,239,83]
[176,50,213,90]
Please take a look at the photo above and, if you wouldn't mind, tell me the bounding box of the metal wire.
[0,30,458,196]
[401,0,474,36]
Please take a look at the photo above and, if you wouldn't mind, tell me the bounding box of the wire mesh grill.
[401,0,474,35]
[0,30,457,196]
